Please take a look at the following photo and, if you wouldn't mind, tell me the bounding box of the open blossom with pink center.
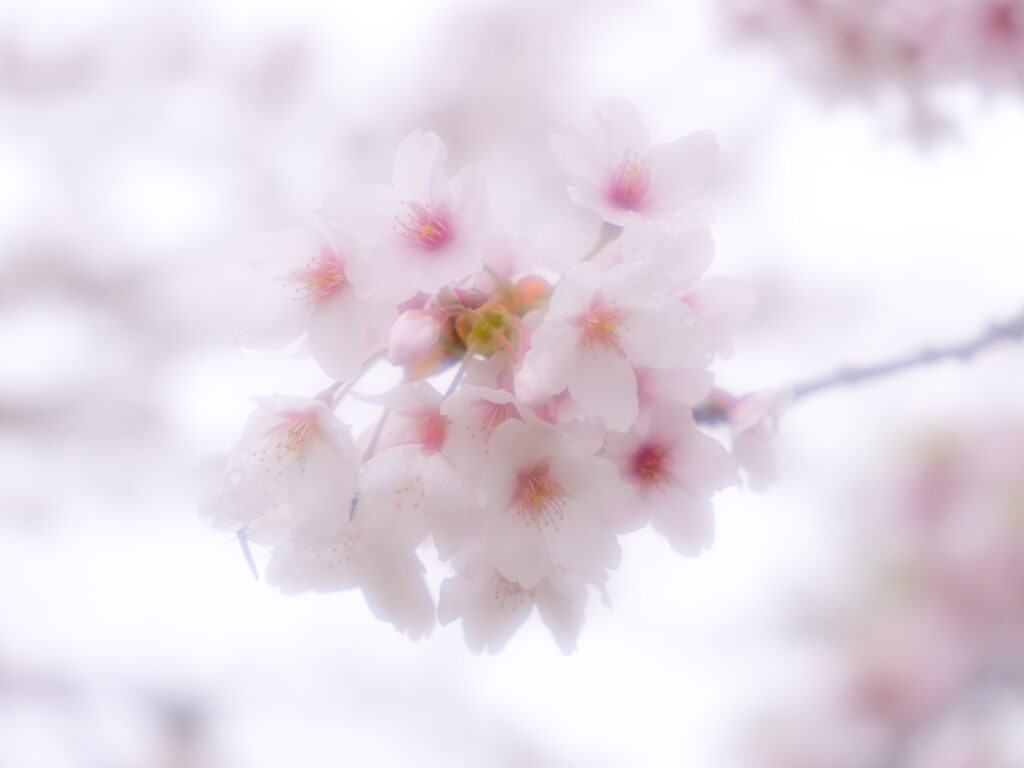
[550,97,717,231]
[438,549,585,655]
[602,402,738,554]
[209,395,357,551]
[519,258,711,430]
[235,225,394,382]
[477,420,627,589]
[333,130,487,301]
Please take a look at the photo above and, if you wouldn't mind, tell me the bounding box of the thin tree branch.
[696,306,1024,423]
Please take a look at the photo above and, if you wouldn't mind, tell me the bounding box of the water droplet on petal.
[229,469,244,484]
[682,314,696,328]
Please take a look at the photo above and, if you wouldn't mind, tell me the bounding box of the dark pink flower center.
[609,151,650,210]
[630,442,675,490]
[395,202,453,250]
[293,247,347,303]
[416,411,448,453]
[576,299,625,353]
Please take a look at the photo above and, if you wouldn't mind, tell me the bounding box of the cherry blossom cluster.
[726,0,1024,130]
[753,423,1024,767]
[209,98,759,653]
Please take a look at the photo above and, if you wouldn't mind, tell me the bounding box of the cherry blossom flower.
[333,130,488,301]
[210,395,357,551]
[209,100,749,652]
[602,402,738,554]
[520,258,711,430]
[236,224,394,382]
[477,419,626,588]
[550,97,717,231]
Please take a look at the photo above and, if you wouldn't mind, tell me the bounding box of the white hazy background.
[2,1,1023,766]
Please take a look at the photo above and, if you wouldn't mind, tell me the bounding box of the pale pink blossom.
[333,130,487,301]
[602,402,738,554]
[236,224,393,382]
[211,395,357,551]
[550,97,717,231]
[438,550,585,655]
[477,419,626,588]
[520,258,711,430]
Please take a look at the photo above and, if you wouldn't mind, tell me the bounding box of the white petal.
[307,292,377,382]
[487,510,550,589]
[567,349,638,431]
[392,130,451,210]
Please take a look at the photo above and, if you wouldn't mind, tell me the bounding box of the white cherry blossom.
[478,419,626,588]
[520,258,711,430]
[333,130,488,301]
[236,224,393,382]
[210,395,357,552]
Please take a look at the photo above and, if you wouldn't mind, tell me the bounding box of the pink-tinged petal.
[653,227,716,290]
[403,237,482,295]
[549,453,627,503]
[592,97,652,159]
[534,582,585,655]
[567,349,638,431]
[487,509,550,588]
[549,132,608,191]
[307,291,385,382]
[235,298,310,351]
[675,429,739,494]
[645,131,718,211]
[682,276,756,358]
[544,500,622,582]
[438,571,535,655]
[358,551,435,639]
[547,260,604,320]
[392,130,451,211]
[636,368,715,408]
[264,535,361,595]
[324,184,401,245]
[618,298,711,370]
[520,322,577,397]
[449,164,487,236]
[648,489,716,556]
[567,185,651,229]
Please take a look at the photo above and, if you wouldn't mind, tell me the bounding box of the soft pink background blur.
[2,1,1023,766]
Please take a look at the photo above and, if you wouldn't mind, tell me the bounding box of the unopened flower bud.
[388,309,440,365]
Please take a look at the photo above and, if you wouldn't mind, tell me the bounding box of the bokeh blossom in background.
[723,0,1024,136]
[2,0,1024,766]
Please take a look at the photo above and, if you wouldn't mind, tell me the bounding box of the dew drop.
[682,314,696,328]
[228,468,244,484]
